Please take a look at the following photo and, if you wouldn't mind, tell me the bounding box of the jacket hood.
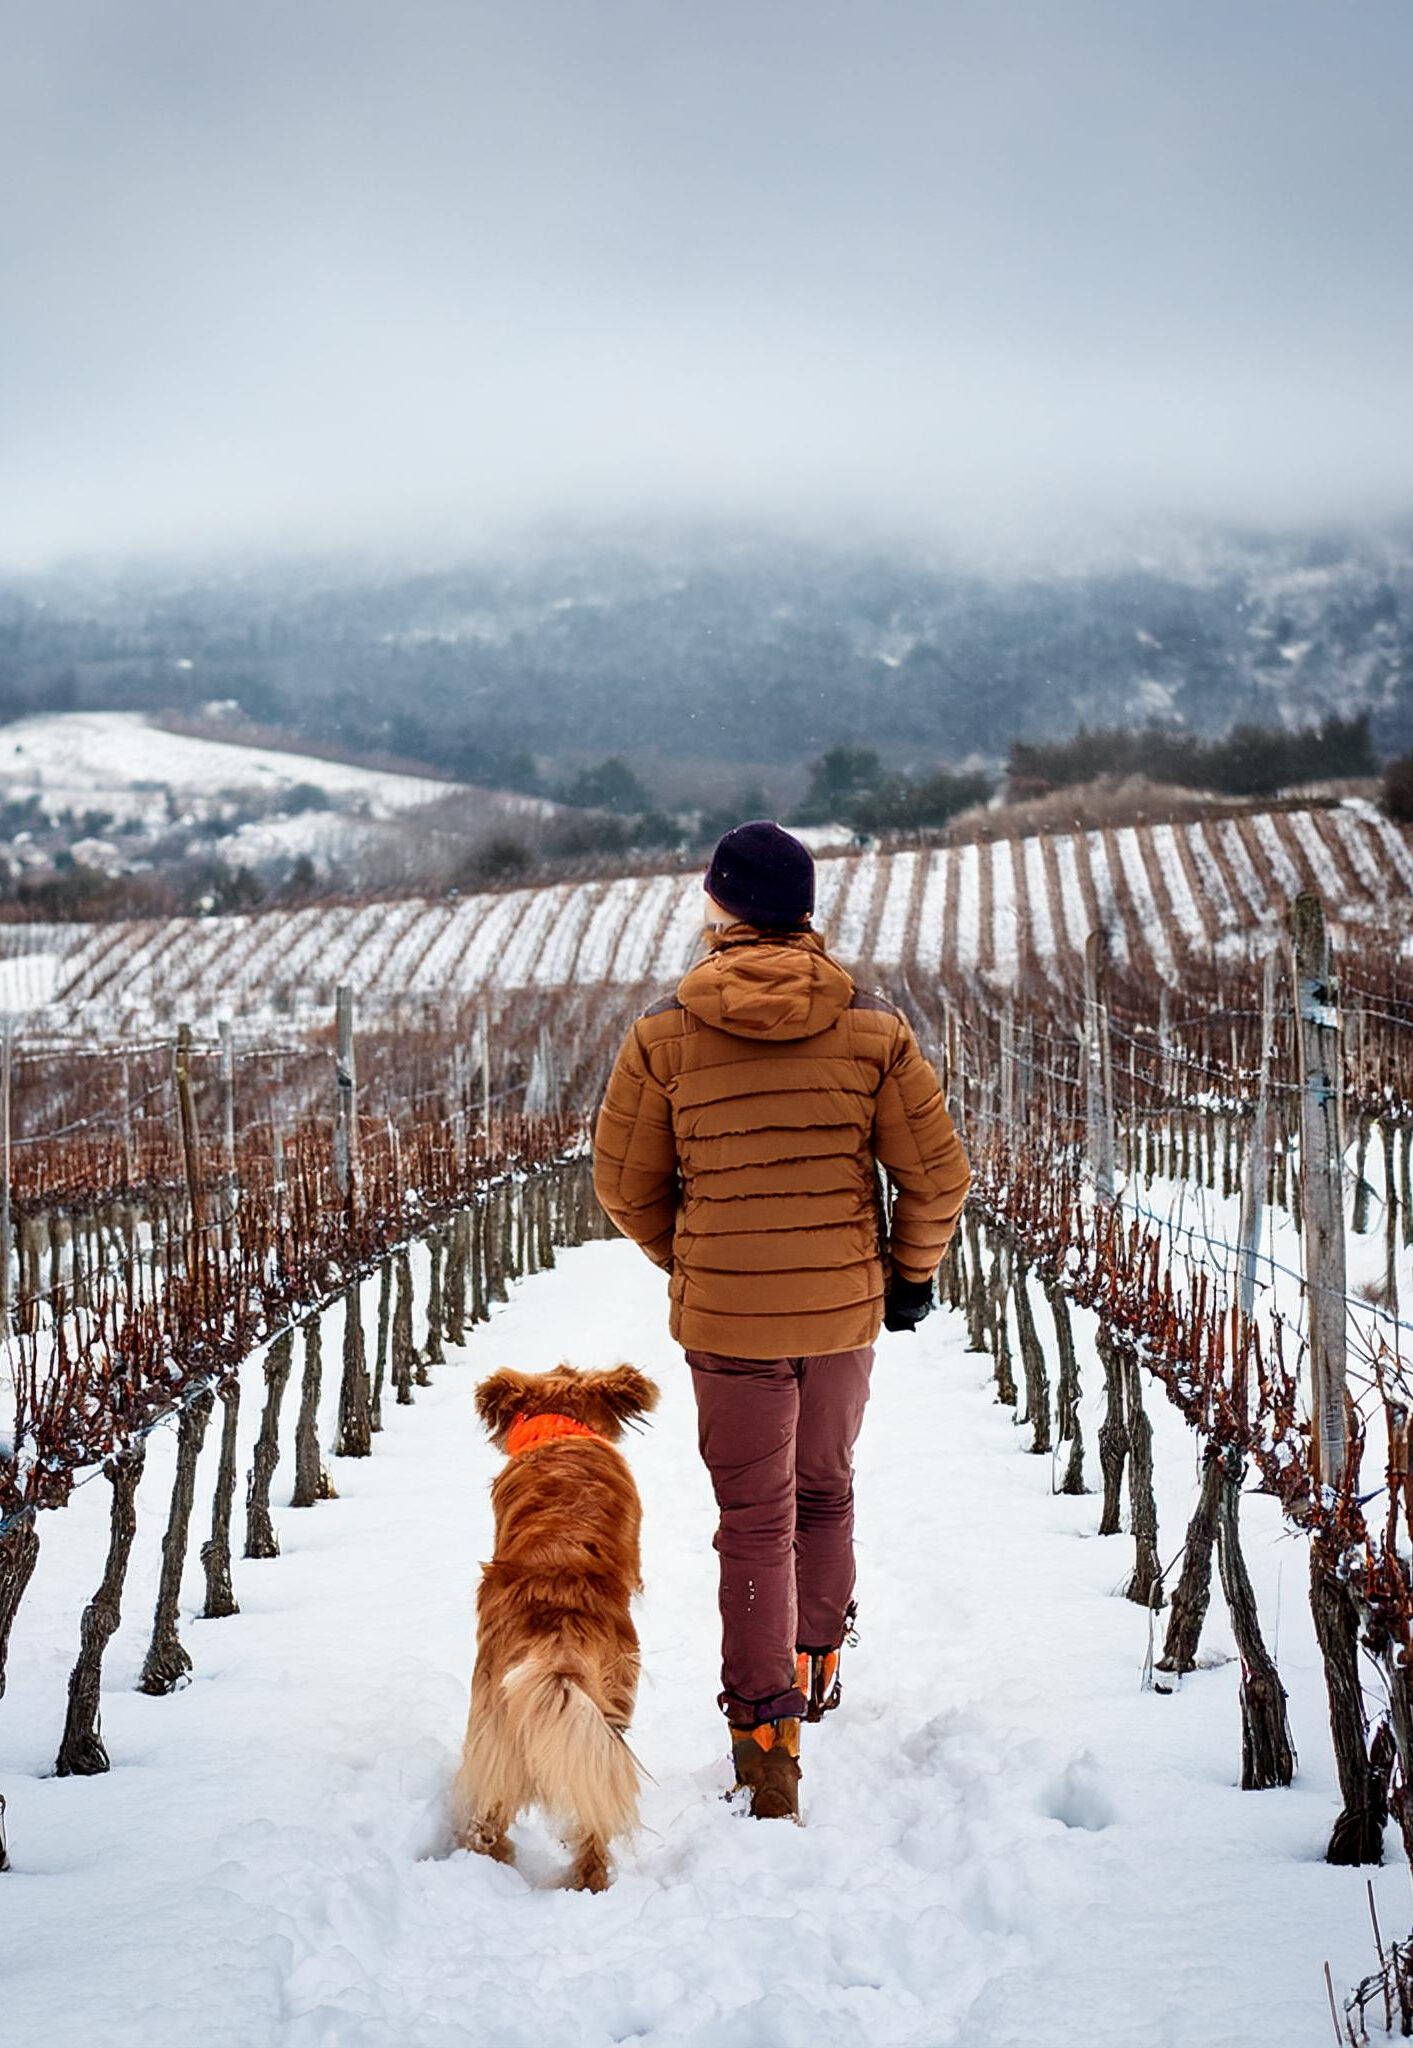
[677,925,855,1042]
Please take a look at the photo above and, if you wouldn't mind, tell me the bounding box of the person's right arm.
[592,1024,678,1270]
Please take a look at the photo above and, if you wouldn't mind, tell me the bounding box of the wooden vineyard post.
[333,986,359,1214]
[1290,893,1348,1489]
[1385,1115,1401,1316]
[480,1002,493,1154]
[526,1025,560,1116]
[450,1044,468,1184]
[469,1198,487,1323]
[1084,929,1115,1202]
[49,1213,69,1318]
[120,1051,134,1189]
[535,1179,554,1271]
[175,1023,205,1278]
[944,1006,962,1170]
[1351,1004,1372,1234]
[69,1208,87,1313]
[1237,950,1277,1331]
[219,1018,236,1231]
[999,998,1015,1138]
[0,1019,11,1327]
[1290,894,1383,1861]
[963,1212,989,1355]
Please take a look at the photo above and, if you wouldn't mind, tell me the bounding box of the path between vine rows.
[0,1238,1399,2047]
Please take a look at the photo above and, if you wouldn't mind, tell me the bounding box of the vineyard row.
[2,802,1411,1035]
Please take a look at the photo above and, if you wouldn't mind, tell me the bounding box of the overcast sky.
[3,0,1411,567]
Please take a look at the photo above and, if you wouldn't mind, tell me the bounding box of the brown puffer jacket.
[592,924,971,1359]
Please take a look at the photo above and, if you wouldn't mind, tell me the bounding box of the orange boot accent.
[799,1648,842,1722]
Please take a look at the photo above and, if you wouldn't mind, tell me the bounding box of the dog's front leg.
[464,1805,515,1865]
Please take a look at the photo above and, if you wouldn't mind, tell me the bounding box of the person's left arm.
[592,1024,678,1270]
[872,1018,971,1293]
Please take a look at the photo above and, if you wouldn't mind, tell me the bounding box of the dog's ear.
[578,1364,660,1439]
[474,1367,533,1444]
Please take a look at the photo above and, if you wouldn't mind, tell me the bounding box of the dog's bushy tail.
[502,1650,644,1845]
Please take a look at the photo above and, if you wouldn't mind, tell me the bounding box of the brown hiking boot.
[729,1718,802,1820]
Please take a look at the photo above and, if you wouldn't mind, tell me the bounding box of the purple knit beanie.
[705,820,815,928]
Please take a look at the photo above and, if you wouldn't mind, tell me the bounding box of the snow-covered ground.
[0,712,554,885]
[0,1237,1398,2047]
[0,713,469,826]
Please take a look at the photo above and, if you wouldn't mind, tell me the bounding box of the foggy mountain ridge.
[3,523,1413,796]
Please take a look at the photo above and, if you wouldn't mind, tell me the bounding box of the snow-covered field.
[0,712,551,882]
[0,713,468,826]
[0,1238,1396,2048]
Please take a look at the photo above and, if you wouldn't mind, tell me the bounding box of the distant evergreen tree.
[1383,752,1413,823]
[557,758,653,814]
[796,747,889,823]
[856,766,991,830]
[697,785,772,842]
[796,746,990,830]
[630,809,684,849]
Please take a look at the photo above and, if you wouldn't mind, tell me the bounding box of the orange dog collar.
[504,1411,605,1458]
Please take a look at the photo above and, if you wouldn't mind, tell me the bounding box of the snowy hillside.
[0,1238,1392,2047]
[0,713,470,823]
[2,801,1411,1035]
[0,713,549,886]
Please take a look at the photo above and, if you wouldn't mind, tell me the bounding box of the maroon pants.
[686,1346,874,1725]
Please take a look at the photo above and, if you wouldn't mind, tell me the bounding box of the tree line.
[1007,714,1377,802]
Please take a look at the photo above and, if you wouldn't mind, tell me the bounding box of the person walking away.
[593,821,971,1821]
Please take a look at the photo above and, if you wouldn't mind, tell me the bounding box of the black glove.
[883,1272,934,1334]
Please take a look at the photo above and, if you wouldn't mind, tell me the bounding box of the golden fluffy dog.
[452,1363,659,1892]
